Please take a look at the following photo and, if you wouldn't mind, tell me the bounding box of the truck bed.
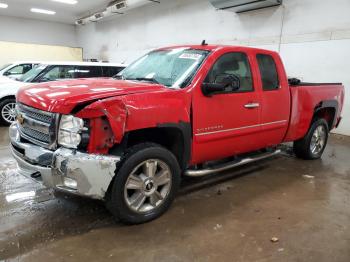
[284,82,345,142]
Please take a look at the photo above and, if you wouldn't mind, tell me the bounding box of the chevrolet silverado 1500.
[10,45,344,224]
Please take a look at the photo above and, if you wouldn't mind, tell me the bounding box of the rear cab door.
[253,50,291,147]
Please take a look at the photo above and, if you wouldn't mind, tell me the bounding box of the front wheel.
[293,118,329,160]
[107,143,181,224]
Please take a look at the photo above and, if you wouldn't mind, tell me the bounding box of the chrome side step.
[184,150,281,177]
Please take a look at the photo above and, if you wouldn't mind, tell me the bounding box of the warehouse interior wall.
[0,15,77,47]
[0,15,81,65]
[76,0,350,136]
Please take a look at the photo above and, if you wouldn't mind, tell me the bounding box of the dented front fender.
[75,89,192,154]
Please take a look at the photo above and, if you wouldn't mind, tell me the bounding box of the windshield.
[18,64,48,82]
[0,63,11,71]
[116,48,209,88]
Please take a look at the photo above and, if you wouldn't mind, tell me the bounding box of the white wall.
[0,15,77,47]
[76,0,350,135]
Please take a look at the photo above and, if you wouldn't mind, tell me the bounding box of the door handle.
[244,103,260,109]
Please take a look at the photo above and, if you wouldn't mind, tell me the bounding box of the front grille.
[17,103,59,149]
[21,127,51,143]
[22,109,52,123]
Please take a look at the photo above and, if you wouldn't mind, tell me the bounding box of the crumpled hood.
[16,78,168,114]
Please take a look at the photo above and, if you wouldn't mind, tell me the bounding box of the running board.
[184,150,281,177]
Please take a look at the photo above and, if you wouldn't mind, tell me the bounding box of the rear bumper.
[10,122,120,200]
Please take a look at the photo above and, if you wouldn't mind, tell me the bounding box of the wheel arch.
[313,100,338,130]
[109,122,191,171]
[0,95,16,102]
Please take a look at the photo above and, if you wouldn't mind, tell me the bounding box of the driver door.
[192,51,261,164]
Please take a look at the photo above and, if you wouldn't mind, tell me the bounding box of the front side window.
[256,54,279,91]
[117,48,209,88]
[5,64,32,75]
[205,52,253,92]
[22,64,33,74]
[39,65,75,82]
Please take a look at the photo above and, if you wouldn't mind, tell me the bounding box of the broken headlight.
[58,115,84,149]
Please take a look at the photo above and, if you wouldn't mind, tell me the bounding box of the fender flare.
[314,100,339,128]
[157,122,192,170]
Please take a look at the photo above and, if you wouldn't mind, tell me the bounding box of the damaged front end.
[9,103,122,199]
[10,122,120,199]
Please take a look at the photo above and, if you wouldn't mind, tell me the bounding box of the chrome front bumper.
[10,123,120,200]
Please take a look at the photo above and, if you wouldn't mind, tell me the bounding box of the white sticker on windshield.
[179,53,202,60]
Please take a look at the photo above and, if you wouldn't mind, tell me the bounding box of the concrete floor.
[0,126,349,262]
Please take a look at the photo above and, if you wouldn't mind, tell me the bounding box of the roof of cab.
[156,44,278,54]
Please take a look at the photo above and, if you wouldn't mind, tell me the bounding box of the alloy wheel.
[124,159,172,213]
[310,125,326,155]
[1,102,16,123]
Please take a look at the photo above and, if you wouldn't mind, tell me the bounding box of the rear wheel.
[0,98,16,126]
[107,143,181,224]
[293,118,329,160]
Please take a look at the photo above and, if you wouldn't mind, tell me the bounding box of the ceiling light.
[0,3,8,8]
[30,8,56,15]
[51,0,78,5]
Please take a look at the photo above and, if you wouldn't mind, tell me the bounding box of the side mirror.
[202,74,240,97]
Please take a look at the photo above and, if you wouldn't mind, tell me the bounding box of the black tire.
[107,143,181,224]
[293,118,329,160]
[0,98,16,126]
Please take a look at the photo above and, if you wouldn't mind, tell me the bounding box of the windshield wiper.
[134,77,160,84]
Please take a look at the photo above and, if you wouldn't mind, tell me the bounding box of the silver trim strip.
[195,120,288,136]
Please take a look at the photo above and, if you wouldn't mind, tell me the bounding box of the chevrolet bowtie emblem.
[17,113,24,125]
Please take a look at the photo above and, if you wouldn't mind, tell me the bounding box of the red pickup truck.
[10,45,344,224]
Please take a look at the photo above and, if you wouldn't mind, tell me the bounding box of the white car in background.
[0,61,126,125]
[0,62,40,80]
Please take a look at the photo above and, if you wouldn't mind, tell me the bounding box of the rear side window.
[256,54,279,91]
[75,66,102,78]
[102,66,124,77]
